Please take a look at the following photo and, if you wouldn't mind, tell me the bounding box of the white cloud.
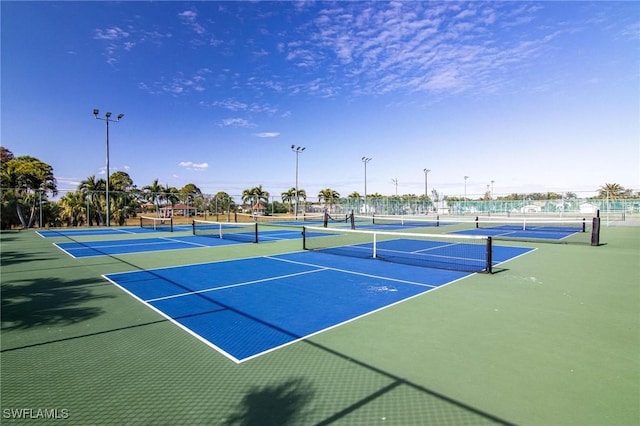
[210,99,248,111]
[94,27,129,41]
[178,9,207,35]
[179,161,209,171]
[219,118,253,128]
[94,25,170,65]
[255,132,280,138]
[139,68,211,96]
[275,2,557,97]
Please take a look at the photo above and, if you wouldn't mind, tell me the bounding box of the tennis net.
[192,220,258,243]
[254,213,326,225]
[364,215,600,245]
[139,216,173,232]
[302,226,493,273]
[366,214,448,227]
[473,217,599,244]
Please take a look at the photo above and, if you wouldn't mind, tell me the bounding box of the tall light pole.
[392,178,398,196]
[362,157,372,214]
[464,175,469,199]
[423,169,431,197]
[291,145,305,218]
[464,175,469,214]
[491,180,495,215]
[93,109,124,227]
[423,169,431,213]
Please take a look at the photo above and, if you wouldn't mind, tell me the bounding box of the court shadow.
[225,378,315,426]
[0,249,59,267]
[1,277,113,331]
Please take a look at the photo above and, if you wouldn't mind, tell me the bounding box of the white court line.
[144,267,329,303]
[264,255,437,289]
[103,254,474,364]
[158,236,211,248]
[61,236,209,251]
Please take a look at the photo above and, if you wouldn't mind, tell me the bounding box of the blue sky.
[2,1,638,199]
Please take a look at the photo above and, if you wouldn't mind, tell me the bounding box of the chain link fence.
[2,187,639,229]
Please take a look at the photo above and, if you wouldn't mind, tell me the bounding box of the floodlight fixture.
[93,108,125,227]
[464,175,469,207]
[423,168,431,200]
[291,146,307,218]
[362,157,372,214]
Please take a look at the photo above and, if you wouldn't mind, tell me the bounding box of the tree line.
[1,147,636,229]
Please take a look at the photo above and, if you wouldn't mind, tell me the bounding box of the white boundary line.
[102,255,442,364]
[52,235,240,258]
[144,268,329,303]
[265,255,437,289]
[37,227,139,238]
[102,273,244,364]
[238,259,474,363]
[102,246,537,364]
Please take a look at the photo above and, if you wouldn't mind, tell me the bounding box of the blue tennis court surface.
[53,229,326,258]
[37,224,193,238]
[103,244,533,363]
[38,227,155,238]
[54,235,243,258]
[453,225,584,240]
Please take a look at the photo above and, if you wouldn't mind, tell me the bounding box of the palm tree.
[1,155,57,228]
[242,185,270,214]
[58,191,85,227]
[318,188,340,212]
[598,183,631,199]
[109,171,135,225]
[281,188,296,214]
[181,183,203,217]
[142,179,164,216]
[282,187,307,214]
[79,175,106,225]
[163,185,180,209]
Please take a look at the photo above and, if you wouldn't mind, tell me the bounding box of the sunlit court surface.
[3,222,638,425]
[2,0,639,424]
[102,244,532,363]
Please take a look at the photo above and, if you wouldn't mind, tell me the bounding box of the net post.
[169,217,173,232]
[591,217,601,246]
[372,232,377,259]
[436,215,440,227]
[485,236,493,274]
[581,218,586,233]
[253,222,259,243]
[302,226,307,250]
[475,216,479,228]
[139,217,143,228]
[192,220,196,235]
[323,211,329,228]
[350,210,355,230]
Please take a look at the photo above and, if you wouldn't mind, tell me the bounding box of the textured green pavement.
[1,225,638,425]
